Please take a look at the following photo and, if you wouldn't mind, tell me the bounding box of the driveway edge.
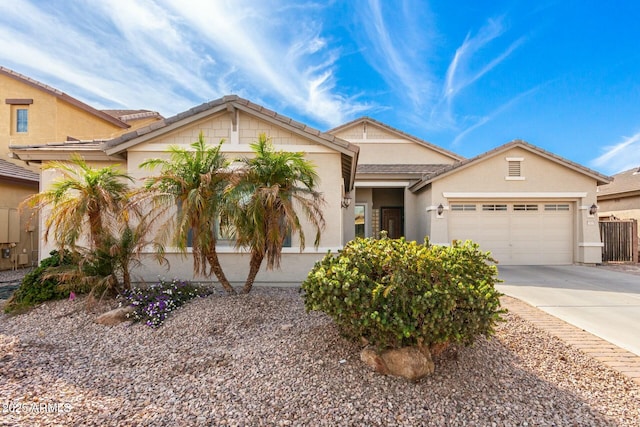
[501,295,640,386]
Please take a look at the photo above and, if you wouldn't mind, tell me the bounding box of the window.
[513,204,538,211]
[482,204,507,211]
[16,108,28,133]
[451,204,476,211]
[354,205,366,238]
[544,204,570,211]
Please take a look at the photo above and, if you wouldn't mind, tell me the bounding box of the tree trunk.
[242,250,265,294]
[206,247,236,294]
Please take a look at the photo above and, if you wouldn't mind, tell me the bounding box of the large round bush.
[301,236,505,349]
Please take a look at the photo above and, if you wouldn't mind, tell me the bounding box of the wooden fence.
[599,219,639,263]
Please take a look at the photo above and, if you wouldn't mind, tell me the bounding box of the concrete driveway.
[496,265,640,356]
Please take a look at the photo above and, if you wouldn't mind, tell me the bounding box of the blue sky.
[1,1,639,175]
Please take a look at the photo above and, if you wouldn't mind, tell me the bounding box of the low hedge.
[4,250,75,314]
[301,236,505,349]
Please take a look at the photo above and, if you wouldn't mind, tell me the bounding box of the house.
[0,66,162,269]
[335,118,610,266]
[11,95,612,284]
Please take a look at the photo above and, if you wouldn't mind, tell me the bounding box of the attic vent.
[508,161,521,177]
[505,157,525,180]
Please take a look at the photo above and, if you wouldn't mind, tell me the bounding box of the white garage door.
[448,202,573,265]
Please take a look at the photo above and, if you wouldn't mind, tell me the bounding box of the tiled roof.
[410,139,612,192]
[357,164,450,176]
[102,109,163,122]
[103,95,358,155]
[0,66,129,129]
[598,167,640,197]
[0,159,39,183]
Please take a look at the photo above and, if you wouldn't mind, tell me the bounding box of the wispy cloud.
[591,132,640,174]
[429,17,525,132]
[0,0,371,126]
[451,86,540,146]
[444,18,524,104]
[355,0,436,108]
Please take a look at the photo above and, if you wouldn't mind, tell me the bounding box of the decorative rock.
[360,345,435,381]
[95,306,135,326]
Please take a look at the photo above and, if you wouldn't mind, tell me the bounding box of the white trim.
[149,246,343,254]
[504,177,526,181]
[431,242,451,247]
[442,192,587,199]
[426,205,449,212]
[344,139,412,143]
[131,143,333,153]
[578,242,605,247]
[355,181,411,187]
[506,157,524,161]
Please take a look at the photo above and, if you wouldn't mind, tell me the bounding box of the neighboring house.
[598,167,640,221]
[0,66,162,269]
[597,167,640,249]
[11,95,611,284]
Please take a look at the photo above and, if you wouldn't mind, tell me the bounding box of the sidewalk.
[501,295,640,386]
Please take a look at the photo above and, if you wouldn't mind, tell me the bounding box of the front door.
[381,207,403,239]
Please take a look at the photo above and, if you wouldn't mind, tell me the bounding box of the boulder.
[95,306,135,326]
[360,345,435,381]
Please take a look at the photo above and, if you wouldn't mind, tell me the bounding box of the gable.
[411,140,611,193]
[130,110,328,154]
[329,117,462,165]
[103,95,359,191]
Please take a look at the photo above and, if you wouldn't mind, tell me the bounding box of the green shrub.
[301,236,505,349]
[4,250,76,314]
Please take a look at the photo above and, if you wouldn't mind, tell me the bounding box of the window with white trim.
[544,204,570,211]
[513,204,538,211]
[482,204,507,211]
[451,204,476,211]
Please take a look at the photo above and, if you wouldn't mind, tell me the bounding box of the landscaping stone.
[361,345,435,381]
[95,306,135,325]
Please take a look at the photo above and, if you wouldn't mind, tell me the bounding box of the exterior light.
[589,203,598,216]
[437,203,444,216]
[341,192,352,208]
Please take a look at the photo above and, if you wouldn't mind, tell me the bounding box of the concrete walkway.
[497,265,640,385]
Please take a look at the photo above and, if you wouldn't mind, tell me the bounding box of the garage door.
[448,202,573,265]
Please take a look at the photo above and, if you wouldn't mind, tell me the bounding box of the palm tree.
[228,133,325,294]
[139,131,236,294]
[22,154,133,251]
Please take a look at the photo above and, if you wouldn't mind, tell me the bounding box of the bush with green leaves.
[4,250,76,314]
[118,279,213,327]
[301,236,505,350]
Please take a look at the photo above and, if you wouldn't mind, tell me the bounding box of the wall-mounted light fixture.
[341,192,352,208]
[437,203,444,216]
[589,203,598,216]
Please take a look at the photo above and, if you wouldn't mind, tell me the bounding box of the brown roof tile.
[0,159,39,183]
[598,167,640,197]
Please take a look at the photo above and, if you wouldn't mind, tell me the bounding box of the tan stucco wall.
[1,73,124,150]
[334,122,457,165]
[599,194,640,213]
[33,110,347,283]
[422,146,602,263]
[0,180,39,269]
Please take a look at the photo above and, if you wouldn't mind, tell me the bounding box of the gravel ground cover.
[1,280,640,426]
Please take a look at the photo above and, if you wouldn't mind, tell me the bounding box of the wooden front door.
[381,207,403,239]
